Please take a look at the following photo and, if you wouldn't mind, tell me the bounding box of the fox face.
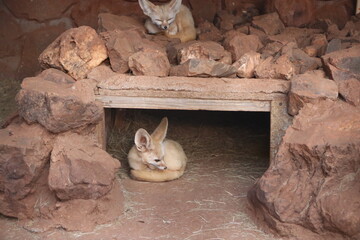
[138,0,181,31]
[134,118,169,170]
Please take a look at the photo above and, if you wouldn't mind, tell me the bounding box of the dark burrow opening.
[103,109,278,240]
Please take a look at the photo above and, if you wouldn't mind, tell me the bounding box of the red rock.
[102,29,164,73]
[197,21,224,42]
[170,59,236,78]
[39,26,108,80]
[178,41,232,65]
[98,13,145,33]
[87,64,118,83]
[16,77,103,133]
[0,10,22,58]
[249,100,360,239]
[337,78,360,107]
[214,10,249,31]
[129,49,170,77]
[322,45,360,82]
[315,0,354,29]
[269,27,323,49]
[3,0,76,22]
[188,0,218,24]
[304,34,328,57]
[261,42,283,58]
[223,34,263,61]
[0,119,54,217]
[36,68,75,84]
[248,26,268,44]
[325,38,342,54]
[288,71,338,115]
[48,133,120,200]
[252,12,285,35]
[254,55,295,80]
[265,0,316,27]
[232,51,261,78]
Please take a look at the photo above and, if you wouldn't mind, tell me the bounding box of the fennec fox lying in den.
[138,0,196,42]
[128,117,187,182]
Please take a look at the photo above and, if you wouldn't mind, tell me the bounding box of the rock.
[322,45,360,82]
[315,0,354,29]
[102,29,164,73]
[98,13,145,33]
[188,0,217,24]
[249,26,268,44]
[288,71,338,115]
[178,41,232,65]
[39,26,108,80]
[252,12,285,35]
[232,51,261,78]
[16,77,103,133]
[0,119,54,218]
[248,100,360,240]
[265,0,316,27]
[0,10,22,58]
[197,21,224,42]
[87,64,118,82]
[3,0,76,22]
[214,10,248,31]
[337,78,360,107]
[223,34,263,61]
[304,34,327,57]
[129,49,170,77]
[325,38,342,54]
[36,68,75,84]
[254,55,296,80]
[170,59,237,78]
[281,42,321,74]
[48,133,120,200]
[261,42,284,58]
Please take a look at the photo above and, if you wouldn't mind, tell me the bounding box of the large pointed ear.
[151,117,168,142]
[134,128,152,152]
[168,0,182,14]
[138,0,156,16]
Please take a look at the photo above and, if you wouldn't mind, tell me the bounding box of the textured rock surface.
[248,100,360,240]
[98,13,144,33]
[337,78,360,107]
[129,49,170,77]
[48,133,120,200]
[197,21,224,42]
[265,0,316,27]
[170,59,236,78]
[178,41,232,65]
[223,34,263,61]
[232,51,261,78]
[322,45,360,82]
[252,12,285,35]
[0,119,54,218]
[254,55,295,80]
[36,68,75,84]
[16,76,103,133]
[102,29,163,73]
[288,71,338,115]
[38,26,108,80]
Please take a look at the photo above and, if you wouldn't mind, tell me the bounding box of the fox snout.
[152,159,167,170]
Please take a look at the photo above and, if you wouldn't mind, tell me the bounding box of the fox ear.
[138,0,156,16]
[151,117,168,142]
[168,0,182,14]
[134,128,152,152]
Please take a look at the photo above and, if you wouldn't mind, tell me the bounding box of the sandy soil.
[0,110,283,240]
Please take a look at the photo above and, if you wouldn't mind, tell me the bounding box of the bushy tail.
[130,168,185,182]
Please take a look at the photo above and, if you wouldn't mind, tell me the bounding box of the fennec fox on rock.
[138,0,196,42]
[128,117,187,182]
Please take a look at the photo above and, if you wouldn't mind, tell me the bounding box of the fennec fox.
[128,117,187,182]
[138,0,196,42]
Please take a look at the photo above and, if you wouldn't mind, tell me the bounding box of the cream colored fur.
[128,117,187,182]
[138,0,196,42]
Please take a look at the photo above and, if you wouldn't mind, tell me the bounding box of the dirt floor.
[0,110,283,240]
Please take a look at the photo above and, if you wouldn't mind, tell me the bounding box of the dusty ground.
[0,110,283,240]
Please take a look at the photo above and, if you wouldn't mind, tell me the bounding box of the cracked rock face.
[248,100,360,240]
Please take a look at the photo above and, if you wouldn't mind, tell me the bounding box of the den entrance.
[106,109,278,239]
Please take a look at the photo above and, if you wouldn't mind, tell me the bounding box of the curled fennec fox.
[128,117,187,182]
[138,0,196,42]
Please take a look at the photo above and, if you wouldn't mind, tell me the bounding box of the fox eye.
[154,159,161,162]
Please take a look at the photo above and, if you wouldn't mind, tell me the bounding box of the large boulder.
[48,133,120,200]
[288,71,338,115]
[248,100,360,240]
[16,75,103,133]
[0,118,54,218]
[38,26,108,80]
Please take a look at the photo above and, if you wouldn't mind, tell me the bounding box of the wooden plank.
[96,96,271,112]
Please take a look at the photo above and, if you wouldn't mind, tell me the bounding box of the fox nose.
[163,26,168,30]
[164,166,167,169]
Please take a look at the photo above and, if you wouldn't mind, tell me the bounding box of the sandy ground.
[0,110,283,240]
